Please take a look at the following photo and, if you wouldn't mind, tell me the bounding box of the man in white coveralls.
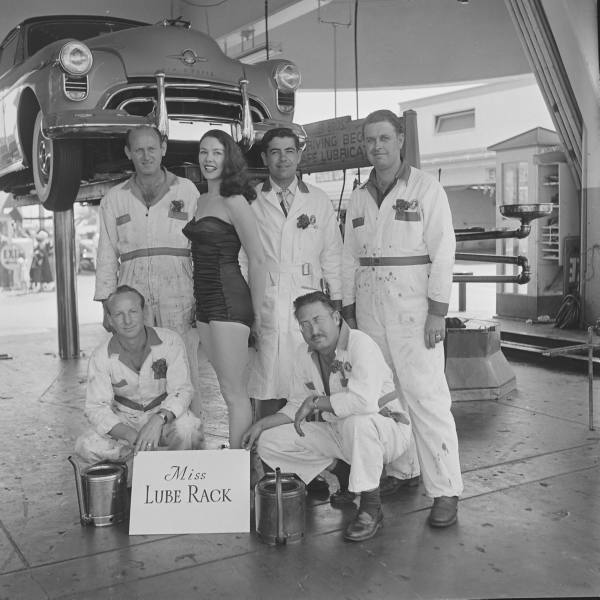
[75,286,203,475]
[242,291,412,542]
[341,109,463,528]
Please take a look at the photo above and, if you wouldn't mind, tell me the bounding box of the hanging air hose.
[554,291,581,329]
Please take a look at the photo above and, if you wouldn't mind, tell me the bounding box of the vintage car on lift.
[0,15,304,210]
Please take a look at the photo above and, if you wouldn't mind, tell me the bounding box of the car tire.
[32,111,82,211]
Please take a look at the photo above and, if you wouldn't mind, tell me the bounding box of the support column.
[53,207,80,359]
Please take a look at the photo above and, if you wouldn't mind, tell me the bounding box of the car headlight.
[59,42,93,76]
[273,63,301,92]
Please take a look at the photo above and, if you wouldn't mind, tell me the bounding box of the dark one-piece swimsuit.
[182,216,254,327]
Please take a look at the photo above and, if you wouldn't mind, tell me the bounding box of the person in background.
[74,285,204,476]
[183,130,265,449]
[242,292,412,542]
[342,109,463,528]
[94,125,203,417]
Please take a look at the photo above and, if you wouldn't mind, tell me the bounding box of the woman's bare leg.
[197,321,251,449]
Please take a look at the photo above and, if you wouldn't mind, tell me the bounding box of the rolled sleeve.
[85,348,122,435]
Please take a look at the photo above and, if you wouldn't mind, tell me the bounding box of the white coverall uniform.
[342,163,463,498]
[75,327,204,473]
[245,177,343,400]
[94,170,202,413]
[257,322,411,493]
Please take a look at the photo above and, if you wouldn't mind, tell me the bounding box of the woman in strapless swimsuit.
[183,130,265,449]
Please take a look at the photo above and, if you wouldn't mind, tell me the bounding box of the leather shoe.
[343,509,383,542]
[307,474,329,494]
[329,489,356,507]
[428,496,458,528]
[379,475,420,496]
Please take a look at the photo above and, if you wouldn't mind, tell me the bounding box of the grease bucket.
[254,468,306,545]
[68,457,128,527]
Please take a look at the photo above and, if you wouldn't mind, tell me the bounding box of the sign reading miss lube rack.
[129,450,250,535]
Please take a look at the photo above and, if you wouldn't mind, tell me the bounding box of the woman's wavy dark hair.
[199,130,257,202]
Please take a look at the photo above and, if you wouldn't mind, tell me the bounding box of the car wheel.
[32,111,82,211]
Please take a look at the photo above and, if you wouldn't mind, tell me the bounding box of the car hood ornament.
[169,49,208,65]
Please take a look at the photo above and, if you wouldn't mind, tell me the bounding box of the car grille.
[104,80,270,123]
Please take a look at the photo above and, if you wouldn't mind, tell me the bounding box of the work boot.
[344,487,383,542]
[428,496,459,528]
[343,508,383,542]
[379,475,420,496]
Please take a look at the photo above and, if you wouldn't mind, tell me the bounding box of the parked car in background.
[0,15,304,211]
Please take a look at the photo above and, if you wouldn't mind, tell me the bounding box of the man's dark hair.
[124,125,164,149]
[105,285,145,315]
[363,109,405,136]
[293,291,336,319]
[261,127,301,152]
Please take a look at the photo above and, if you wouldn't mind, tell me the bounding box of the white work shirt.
[279,321,403,422]
[85,327,193,436]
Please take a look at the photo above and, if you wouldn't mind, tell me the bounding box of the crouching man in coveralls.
[342,109,463,527]
[75,286,204,477]
[242,292,412,542]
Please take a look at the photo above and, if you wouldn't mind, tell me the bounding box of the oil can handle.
[275,467,286,544]
[68,455,90,525]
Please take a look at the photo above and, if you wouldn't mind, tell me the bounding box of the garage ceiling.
[2,0,530,90]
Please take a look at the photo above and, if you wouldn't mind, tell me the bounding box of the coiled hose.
[554,292,581,329]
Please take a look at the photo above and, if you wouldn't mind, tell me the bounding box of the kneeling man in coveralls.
[75,285,204,478]
[242,291,412,542]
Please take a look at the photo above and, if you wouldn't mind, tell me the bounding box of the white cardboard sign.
[129,449,250,535]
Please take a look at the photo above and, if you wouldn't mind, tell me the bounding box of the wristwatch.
[156,410,169,425]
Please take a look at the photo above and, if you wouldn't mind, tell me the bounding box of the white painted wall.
[400,75,554,158]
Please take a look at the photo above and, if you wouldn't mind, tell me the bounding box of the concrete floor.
[1,278,599,599]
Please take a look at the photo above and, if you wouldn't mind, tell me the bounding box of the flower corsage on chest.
[393,198,420,222]
[297,214,317,230]
[151,358,168,379]
[168,199,188,220]
[331,359,352,388]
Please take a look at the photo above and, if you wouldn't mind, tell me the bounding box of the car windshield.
[27,19,144,57]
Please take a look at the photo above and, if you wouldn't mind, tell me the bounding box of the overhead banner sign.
[299,116,370,173]
[129,449,250,535]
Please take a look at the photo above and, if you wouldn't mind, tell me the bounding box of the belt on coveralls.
[120,247,191,262]
[264,260,312,276]
[114,391,167,412]
[359,255,431,266]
